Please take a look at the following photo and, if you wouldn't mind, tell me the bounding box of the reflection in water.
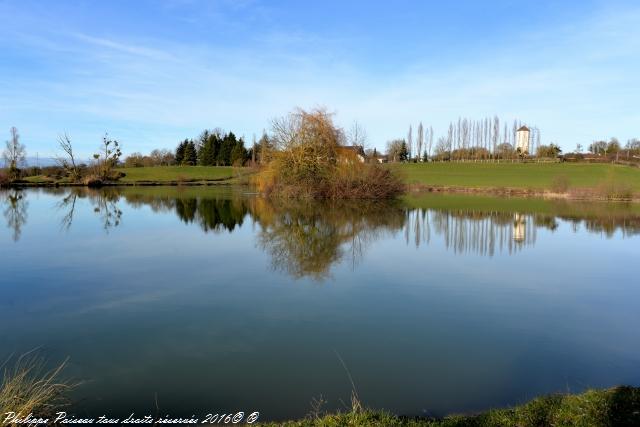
[55,188,123,232]
[405,209,538,256]
[3,188,640,276]
[255,200,405,279]
[2,190,28,242]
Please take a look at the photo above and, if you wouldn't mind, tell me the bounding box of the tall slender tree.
[3,127,26,178]
[416,122,424,162]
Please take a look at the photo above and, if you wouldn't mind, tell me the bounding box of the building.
[516,126,530,154]
[513,213,526,242]
[373,154,388,164]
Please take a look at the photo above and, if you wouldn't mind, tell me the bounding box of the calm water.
[1,187,639,421]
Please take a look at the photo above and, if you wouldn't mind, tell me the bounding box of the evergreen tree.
[399,142,409,162]
[208,133,221,165]
[218,132,236,166]
[184,140,197,165]
[230,138,248,166]
[198,142,209,166]
[197,131,210,166]
[258,132,272,164]
[175,139,187,164]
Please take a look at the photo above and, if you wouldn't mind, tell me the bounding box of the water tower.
[516,126,530,154]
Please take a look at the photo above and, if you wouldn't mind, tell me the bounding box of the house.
[373,153,388,163]
[336,145,366,163]
[516,126,530,154]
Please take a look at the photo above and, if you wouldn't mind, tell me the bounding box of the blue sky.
[1,0,639,158]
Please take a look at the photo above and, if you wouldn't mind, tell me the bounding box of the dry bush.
[256,108,404,199]
[176,174,189,185]
[0,353,73,419]
[551,175,570,193]
[82,174,103,187]
[597,180,634,200]
[0,170,9,186]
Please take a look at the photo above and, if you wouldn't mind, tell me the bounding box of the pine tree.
[184,140,197,165]
[230,138,247,166]
[175,140,187,164]
[218,132,236,166]
[399,142,408,162]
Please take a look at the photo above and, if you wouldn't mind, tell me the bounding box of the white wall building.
[516,126,530,154]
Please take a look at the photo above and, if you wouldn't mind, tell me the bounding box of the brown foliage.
[551,175,570,193]
[256,108,404,199]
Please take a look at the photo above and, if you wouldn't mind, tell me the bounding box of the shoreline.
[260,386,640,426]
[407,183,640,202]
[4,180,639,202]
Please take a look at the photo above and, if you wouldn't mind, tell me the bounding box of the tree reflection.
[10,188,640,278]
[252,199,405,279]
[54,188,122,232]
[2,190,28,242]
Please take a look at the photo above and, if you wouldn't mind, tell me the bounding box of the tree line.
[386,117,543,162]
[175,130,248,166]
[125,129,277,168]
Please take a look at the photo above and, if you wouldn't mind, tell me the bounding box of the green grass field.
[402,193,640,216]
[116,165,242,182]
[391,162,640,191]
[16,163,640,197]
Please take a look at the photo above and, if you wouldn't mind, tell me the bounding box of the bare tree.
[57,133,81,181]
[407,125,413,161]
[416,122,424,162]
[428,125,434,160]
[3,127,26,177]
[348,121,368,149]
[492,116,500,158]
[386,139,405,162]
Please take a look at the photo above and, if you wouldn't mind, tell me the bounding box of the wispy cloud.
[0,0,638,157]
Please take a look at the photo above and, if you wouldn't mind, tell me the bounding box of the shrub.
[255,108,404,199]
[597,180,634,200]
[551,175,570,193]
[0,170,8,186]
[83,175,103,187]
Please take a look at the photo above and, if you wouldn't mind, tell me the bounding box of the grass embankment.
[402,193,640,216]
[14,163,640,199]
[116,165,240,183]
[262,387,640,426]
[1,357,638,426]
[392,163,640,195]
[20,166,249,185]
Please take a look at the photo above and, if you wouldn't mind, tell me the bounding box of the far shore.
[3,162,640,202]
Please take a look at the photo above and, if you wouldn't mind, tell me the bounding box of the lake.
[1,187,639,421]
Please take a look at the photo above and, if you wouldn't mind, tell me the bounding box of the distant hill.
[2,157,91,168]
[22,156,59,167]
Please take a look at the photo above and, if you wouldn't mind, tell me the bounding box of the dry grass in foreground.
[0,352,73,420]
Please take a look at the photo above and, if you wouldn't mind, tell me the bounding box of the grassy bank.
[11,163,640,200]
[402,192,640,216]
[116,165,241,183]
[18,166,248,185]
[1,356,638,426]
[262,386,640,426]
[392,162,640,192]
